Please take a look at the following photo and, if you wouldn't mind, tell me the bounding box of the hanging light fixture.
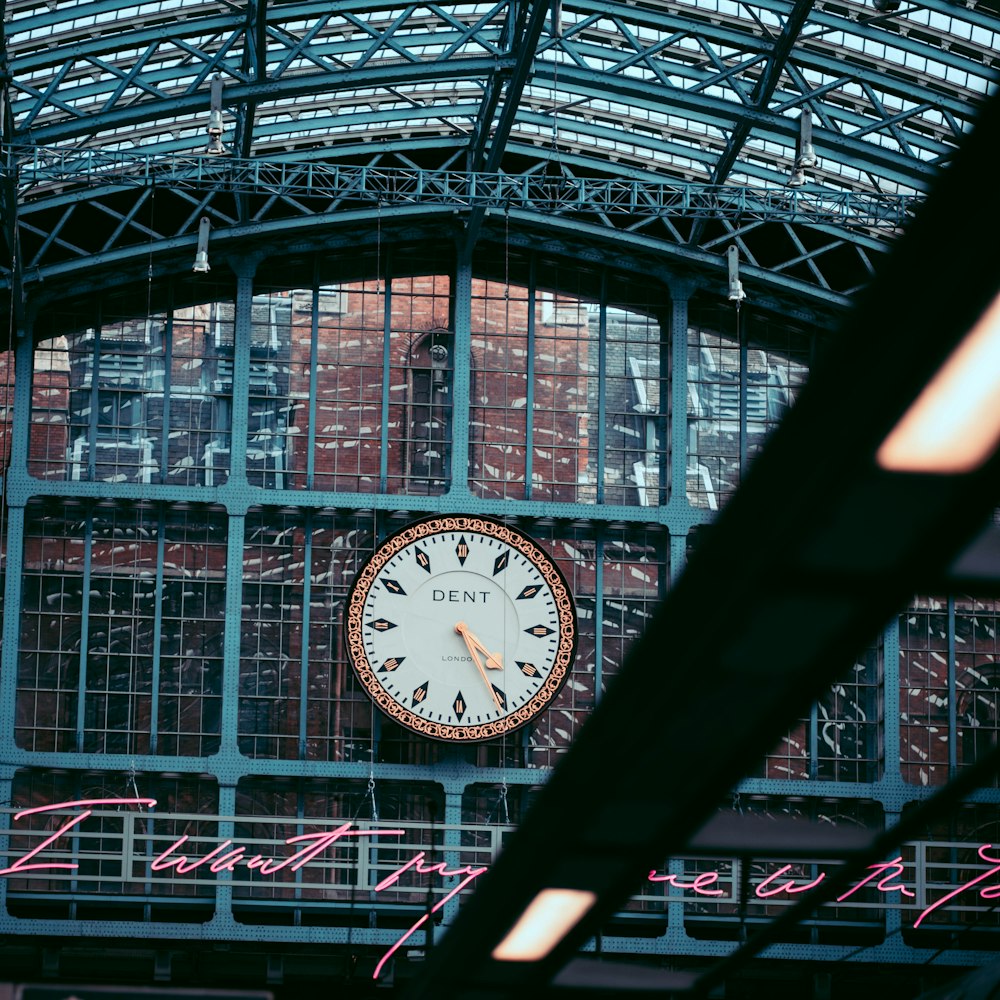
[204,74,228,155]
[491,888,596,963]
[727,244,746,306]
[796,110,817,169]
[788,111,815,188]
[192,216,211,272]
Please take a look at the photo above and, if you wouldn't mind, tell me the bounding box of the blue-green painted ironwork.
[0,151,906,314]
[1,0,998,971]
[3,0,988,194]
[9,149,919,229]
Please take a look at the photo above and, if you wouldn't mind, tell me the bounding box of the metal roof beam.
[571,0,994,104]
[516,77,939,189]
[5,132,913,233]
[233,0,268,161]
[0,14,24,340]
[4,19,973,197]
[9,152,913,233]
[8,1,988,124]
[18,58,506,145]
[687,0,814,246]
[3,188,864,309]
[481,0,550,173]
[468,0,550,174]
[754,2,817,114]
[5,6,977,153]
[11,2,980,112]
[5,0,992,42]
[463,0,551,255]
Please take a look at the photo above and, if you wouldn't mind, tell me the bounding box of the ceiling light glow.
[491,888,597,963]
[877,291,1000,474]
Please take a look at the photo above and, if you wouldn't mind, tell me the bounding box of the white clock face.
[345,516,577,742]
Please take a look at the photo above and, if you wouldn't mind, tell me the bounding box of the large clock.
[345,516,577,742]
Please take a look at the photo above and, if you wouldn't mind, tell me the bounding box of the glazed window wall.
[19,267,988,791]
[470,277,531,498]
[899,594,1000,788]
[0,347,8,652]
[7,253,997,960]
[17,500,226,756]
[685,528,885,785]
[1,347,12,479]
[14,497,668,768]
[687,309,810,511]
[11,267,911,782]
[757,639,883,783]
[29,285,237,487]
[232,778,443,925]
[468,277,667,505]
[238,508,379,764]
[675,797,886,946]
[233,510,668,769]
[901,802,1000,943]
[25,274,670,506]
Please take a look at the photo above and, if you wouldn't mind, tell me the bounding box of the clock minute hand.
[455,622,504,709]
[462,627,504,671]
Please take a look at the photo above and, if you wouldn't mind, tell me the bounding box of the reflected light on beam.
[877,291,1000,474]
[491,888,597,963]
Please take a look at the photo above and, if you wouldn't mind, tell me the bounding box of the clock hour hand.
[455,622,504,709]
[483,648,503,672]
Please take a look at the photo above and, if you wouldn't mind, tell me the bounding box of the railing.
[2,804,999,935]
[0,805,500,903]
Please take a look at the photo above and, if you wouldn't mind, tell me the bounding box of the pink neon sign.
[1,799,998,978]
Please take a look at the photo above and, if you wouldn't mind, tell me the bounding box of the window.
[406,329,453,491]
[95,388,140,442]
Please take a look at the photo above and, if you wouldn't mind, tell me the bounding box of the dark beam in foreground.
[406,87,1000,999]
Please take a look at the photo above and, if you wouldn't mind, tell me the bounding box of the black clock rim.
[344,514,578,743]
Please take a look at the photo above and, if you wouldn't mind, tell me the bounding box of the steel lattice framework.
[1,0,997,312]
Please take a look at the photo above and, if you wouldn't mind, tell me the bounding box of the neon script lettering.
[647,869,725,896]
[912,845,1000,928]
[0,798,157,877]
[0,797,485,980]
[150,823,407,876]
[4,800,1000,979]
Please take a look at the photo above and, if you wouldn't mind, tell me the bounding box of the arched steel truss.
[1,0,998,314]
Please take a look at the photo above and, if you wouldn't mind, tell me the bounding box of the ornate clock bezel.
[344,515,578,742]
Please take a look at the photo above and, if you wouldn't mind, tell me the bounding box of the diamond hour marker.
[526,624,554,637]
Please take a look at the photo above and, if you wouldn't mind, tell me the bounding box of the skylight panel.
[676,35,704,56]
[972,24,997,47]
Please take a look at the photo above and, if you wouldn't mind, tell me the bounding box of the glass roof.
[1,0,997,308]
[5,0,995,187]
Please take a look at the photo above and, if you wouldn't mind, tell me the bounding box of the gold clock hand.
[456,622,504,670]
[455,622,504,709]
[476,634,504,672]
[455,621,490,678]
